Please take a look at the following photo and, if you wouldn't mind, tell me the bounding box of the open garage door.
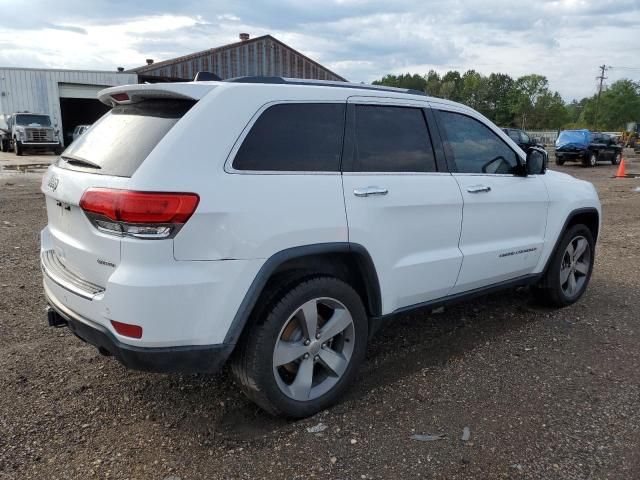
[58,83,111,146]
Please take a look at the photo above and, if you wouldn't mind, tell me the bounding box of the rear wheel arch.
[224,243,381,346]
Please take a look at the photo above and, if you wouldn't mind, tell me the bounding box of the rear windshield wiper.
[60,155,102,169]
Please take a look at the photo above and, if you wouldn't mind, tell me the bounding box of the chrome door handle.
[466,185,491,194]
[353,186,389,197]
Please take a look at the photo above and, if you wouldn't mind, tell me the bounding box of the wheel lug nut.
[314,355,319,362]
[304,353,309,359]
[304,339,310,346]
[315,333,321,339]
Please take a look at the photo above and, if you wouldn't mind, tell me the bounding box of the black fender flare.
[223,242,382,345]
[541,207,600,275]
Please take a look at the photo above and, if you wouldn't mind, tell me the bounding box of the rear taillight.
[80,188,199,239]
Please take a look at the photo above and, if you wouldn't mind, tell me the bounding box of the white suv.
[41,77,601,418]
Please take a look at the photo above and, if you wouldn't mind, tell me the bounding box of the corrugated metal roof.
[127,34,346,82]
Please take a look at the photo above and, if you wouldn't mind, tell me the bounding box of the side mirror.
[526,147,547,175]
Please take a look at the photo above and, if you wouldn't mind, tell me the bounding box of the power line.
[610,66,640,71]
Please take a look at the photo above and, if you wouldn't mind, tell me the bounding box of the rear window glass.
[232,103,345,171]
[57,99,195,177]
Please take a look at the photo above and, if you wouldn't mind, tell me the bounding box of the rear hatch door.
[42,85,207,288]
[42,167,128,287]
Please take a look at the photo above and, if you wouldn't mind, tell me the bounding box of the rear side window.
[347,105,436,172]
[233,103,345,171]
[58,99,195,177]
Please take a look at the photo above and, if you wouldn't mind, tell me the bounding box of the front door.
[342,99,464,314]
[433,107,550,294]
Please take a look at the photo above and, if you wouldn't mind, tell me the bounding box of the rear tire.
[555,155,565,165]
[612,152,621,165]
[534,224,595,308]
[231,276,368,418]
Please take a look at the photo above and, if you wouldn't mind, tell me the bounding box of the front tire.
[232,276,368,418]
[14,140,23,156]
[534,224,595,307]
[555,155,565,166]
[582,152,597,167]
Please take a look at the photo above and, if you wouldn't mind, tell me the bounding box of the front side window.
[507,130,520,142]
[438,110,519,174]
[233,103,345,171]
[348,105,436,172]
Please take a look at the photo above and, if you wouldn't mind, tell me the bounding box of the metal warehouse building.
[129,33,346,83]
[0,34,343,147]
[0,68,136,145]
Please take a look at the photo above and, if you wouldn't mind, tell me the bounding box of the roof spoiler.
[98,83,217,106]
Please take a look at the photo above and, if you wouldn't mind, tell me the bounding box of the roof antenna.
[194,71,222,82]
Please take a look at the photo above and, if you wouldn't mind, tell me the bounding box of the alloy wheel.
[272,297,355,401]
[560,235,591,298]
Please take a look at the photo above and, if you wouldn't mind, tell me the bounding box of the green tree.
[596,79,640,130]
[424,70,441,97]
[440,70,463,101]
[486,73,515,126]
[460,70,487,113]
[372,73,427,92]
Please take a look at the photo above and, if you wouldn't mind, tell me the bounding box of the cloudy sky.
[1,0,639,100]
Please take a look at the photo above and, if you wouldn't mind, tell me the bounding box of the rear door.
[342,97,463,313]
[41,98,196,287]
[432,106,549,294]
[591,133,611,160]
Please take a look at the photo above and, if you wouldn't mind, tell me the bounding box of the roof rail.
[224,76,427,97]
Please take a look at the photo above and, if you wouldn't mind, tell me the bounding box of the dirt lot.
[1,154,639,479]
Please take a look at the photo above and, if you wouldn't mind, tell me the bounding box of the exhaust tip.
[47,307,68,328]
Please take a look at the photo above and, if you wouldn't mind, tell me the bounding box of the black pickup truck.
[555,129,622,167]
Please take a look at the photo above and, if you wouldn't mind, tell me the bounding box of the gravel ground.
[1,157,639,479]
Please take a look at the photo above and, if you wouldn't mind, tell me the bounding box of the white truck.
[0,112,63,155]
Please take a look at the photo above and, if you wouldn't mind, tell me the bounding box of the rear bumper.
[45,290,234,374]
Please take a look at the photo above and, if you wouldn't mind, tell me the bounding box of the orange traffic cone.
[615,158,627,178]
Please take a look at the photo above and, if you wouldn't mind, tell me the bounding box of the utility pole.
[593,65,608,130]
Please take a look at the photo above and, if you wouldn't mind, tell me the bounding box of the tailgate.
[42,166,129,287]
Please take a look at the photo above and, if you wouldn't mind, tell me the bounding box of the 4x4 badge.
[47,175,59,191]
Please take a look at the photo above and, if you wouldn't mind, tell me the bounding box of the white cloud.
[0,1,639,100]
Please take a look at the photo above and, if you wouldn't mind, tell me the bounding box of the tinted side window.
[507,130,520,142]
[348,105,436,172]
[233,103,345,171]
[438,111,519,174]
